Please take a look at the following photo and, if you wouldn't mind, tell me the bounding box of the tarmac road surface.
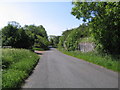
[22,48,118,88]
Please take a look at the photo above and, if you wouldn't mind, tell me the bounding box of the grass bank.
[32,47,44,51]
[2,48,39,88]
[58,48,119,72]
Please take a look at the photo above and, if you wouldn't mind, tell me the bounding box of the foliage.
[65,29,80,51]
[14,28,34,48]
[58,24,89,51]
[2,24,18,47]
[80,37,94,43]
[34,35,49,50]
[2,48,39,88]
[71,2,120,54]
[2,21,49,50]
[58,30,72,48]
[24,24,49,50]
[2,69,27,88]
[2,23,34,49]
[58,48,119,72]
[49,35,60,47]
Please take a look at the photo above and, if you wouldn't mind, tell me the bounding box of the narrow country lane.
[22,48,118,88]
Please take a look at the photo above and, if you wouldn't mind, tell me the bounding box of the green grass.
[58,48,119,72]
[32,47,44,51]
[2,69,27,88]
[2,48,39,88]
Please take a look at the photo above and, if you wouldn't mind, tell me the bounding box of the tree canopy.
[58,24,89,51]
[2,21,49,50]
[49,35,60,47]
[71,2,120,54]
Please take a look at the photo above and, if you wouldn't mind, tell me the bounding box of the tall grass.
[2,48,39,88]
[58,48,119,72]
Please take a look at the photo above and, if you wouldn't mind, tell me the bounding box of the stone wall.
[78,42,95,52]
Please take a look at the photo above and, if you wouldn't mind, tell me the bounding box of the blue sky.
[0,2,84,36]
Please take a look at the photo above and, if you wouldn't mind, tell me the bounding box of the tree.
[2,21,49,50]
[14,28,34,48]
[38,25,48,39]
[24,24,49,50]
[71,2,120,54]
[58,24,89,51]
[2,24,18,46]
[2,22,34,49]
[49,35,60,47]
[8,21,21,28]
[58,29,73,48]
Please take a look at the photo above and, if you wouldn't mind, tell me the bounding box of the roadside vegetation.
[1,21,49,51]
[51,2,120,72]
[49,35,60,48]
[1,21,49,88]
[59,48,119,72]
[1,1,119,89]
[2,48,39,88]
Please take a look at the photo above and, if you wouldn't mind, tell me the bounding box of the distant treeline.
[49,23,90,51]
[1,21,49,50]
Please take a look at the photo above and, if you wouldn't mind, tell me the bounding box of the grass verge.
[2,48,39,88]
[58,48,119,72]
[32,47,44,51]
